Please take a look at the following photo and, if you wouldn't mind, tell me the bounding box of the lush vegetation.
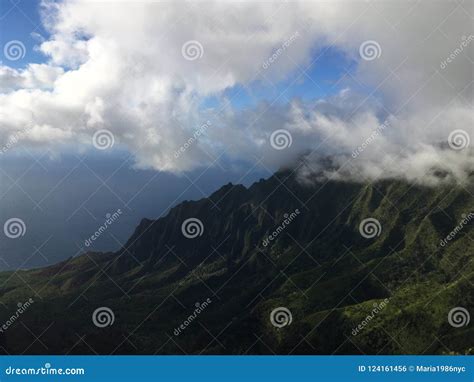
[0,170,472,354]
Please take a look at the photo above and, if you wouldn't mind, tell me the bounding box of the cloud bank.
[0,0,472,184]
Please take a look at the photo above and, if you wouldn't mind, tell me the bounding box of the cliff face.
[0,170,472,355]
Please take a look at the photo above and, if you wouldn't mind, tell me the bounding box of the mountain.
[0,167,473,355]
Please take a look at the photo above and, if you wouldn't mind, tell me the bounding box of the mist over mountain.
[0,165,472,355]
[1,0,473,182]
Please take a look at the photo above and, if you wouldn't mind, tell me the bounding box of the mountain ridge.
[0,168,472,355]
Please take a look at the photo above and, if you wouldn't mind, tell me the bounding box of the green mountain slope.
[0,169,472,355]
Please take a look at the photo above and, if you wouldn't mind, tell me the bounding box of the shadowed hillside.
[0,168,472,355]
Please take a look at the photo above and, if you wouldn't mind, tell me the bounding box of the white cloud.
[0,0,472,184]
[0,64,63,92]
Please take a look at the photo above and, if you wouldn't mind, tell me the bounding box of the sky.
[0,0,472,269]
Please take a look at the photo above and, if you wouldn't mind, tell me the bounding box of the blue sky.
[0,0,48,68]
[203,46,359,110]
[1,0,360,107]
